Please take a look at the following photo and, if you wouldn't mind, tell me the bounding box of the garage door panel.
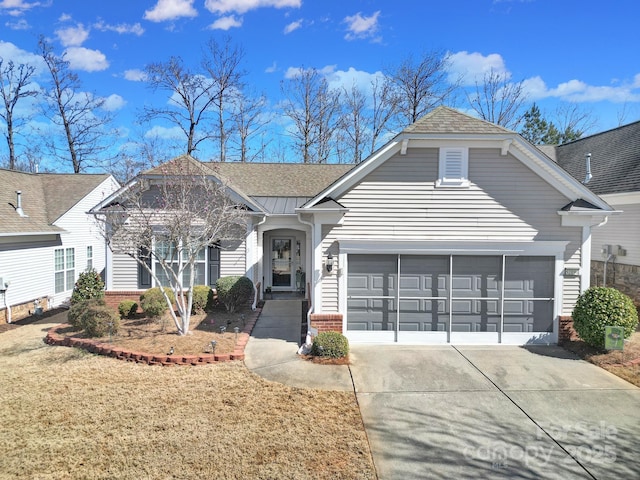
[398,299,448,332]
[504,301,553,333]
[347,298,396,331]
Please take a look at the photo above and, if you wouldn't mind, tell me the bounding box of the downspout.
[2,283,11,324]
[297,213,315,352]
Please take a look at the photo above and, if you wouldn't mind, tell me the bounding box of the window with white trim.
[54,248,75,293]
[155,240,206,287]
[86,246,93,270]
[437,147,469,187]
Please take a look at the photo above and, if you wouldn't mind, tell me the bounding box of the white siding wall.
[0,236,58,309]
[321,226,339,312]
[112,253,139,289]
[591,203,640,267]
[563,245,581,314]
[322,148,583,313]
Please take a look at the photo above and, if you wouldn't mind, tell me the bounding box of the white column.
[581,225,591,293]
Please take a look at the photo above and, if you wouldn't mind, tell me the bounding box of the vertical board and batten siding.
[322,148,583,315]
[591,203,640,267]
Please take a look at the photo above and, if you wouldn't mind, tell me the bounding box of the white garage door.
[347,254,555,344]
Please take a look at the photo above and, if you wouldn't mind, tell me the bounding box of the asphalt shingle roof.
[554,120,640,196]
[403,106,515,135]
[0,169,110,235]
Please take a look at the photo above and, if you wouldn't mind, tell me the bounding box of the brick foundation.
[310,313,343,334]
[104,291,144,312]
[558,315,579,344]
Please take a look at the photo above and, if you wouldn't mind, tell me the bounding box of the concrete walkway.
[244,299,353,391]
[246,300,640,479]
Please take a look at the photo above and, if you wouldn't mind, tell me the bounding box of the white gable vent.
[437,147,469,187]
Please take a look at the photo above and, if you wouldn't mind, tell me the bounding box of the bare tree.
[98,157,247,335]
[202,36,246,162]
[467,68,527,129]
[387,50,457,125]
[340,83,370,163]
[38,37,113,173]
[231,90,268,162]
[554,102,597,139]
[369,75,401,153]
[0,58,38,170]
[142,56,217,156]
[281,67,341,163]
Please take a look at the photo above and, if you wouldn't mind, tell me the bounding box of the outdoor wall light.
[326,253,334,272]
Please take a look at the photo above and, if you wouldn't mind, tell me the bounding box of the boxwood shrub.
[67,299,119,337]
[572,287,638,348]
[118,300,138,318]
[68,298,105,330]
[191,285,213,314]
[140,287,175,318]
[216,276,253,313]
[311,331,349,358]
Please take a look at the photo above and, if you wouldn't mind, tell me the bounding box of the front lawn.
[0,314,376,479]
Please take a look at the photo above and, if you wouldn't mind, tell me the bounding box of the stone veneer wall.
[591,260,640,306]
[1,296,50,324]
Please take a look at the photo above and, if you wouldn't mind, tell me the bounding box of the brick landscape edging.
[44,307,262,366]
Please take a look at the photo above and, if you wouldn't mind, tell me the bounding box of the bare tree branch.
[467,68,527,129]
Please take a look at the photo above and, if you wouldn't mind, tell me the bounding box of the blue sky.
[1,0,639,170]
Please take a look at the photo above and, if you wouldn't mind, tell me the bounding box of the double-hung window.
[437,147,470,187]
[155,240,206,287]
[54,248,75,293]
[86,246,93,270]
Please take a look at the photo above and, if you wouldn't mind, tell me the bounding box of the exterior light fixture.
[326,253,334,272]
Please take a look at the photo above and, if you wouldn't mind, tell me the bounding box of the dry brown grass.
[0,314,376,480]
[563,331,640,387]
[58,307,250,355]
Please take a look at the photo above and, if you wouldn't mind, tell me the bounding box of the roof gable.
[403,106,515,136]
[0,169,110,235]
[554,120,640,196]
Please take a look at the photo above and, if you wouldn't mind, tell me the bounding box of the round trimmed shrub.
[70,269,104,305]
[80,303,120,337]
[140,287,175,318]
[216,276,254,313]
[68,299,106,329]
[191,285,212,314]
[118,300,138,318]
[572,287,638,348]
[311,331,349,358]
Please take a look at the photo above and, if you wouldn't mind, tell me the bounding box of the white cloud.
[94,20,144,36]
[144,125,183,140]
[124,69,148,81]
[447,51,509,86]
[102,94,126,111]
[0,0,48,17]
[56,24,89,47]
[0,40,46,75]
[325,67,384,95]
[522,75,640,103]
[343,11,381,41]
[58,12,72,21]
[64,47,109,72]
[5,18,29,29]
[284,64,336,80]
[204,0,301,14]
[144,0,198,22]
[265,61,277,73]
[208,15,242,30]
[283,19,302,34]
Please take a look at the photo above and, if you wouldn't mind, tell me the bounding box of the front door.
[271,238,293,290]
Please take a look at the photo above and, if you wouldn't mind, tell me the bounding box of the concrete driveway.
[349,344,640,480]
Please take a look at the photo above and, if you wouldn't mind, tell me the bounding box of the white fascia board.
[601,191,640,205]
[339,240,569,256]
[0,231,64,237]
[510,139,614,211]
[89,178,140,214]
[558,210,618,227]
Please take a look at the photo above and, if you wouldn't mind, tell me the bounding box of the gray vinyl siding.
[112,252,139,289]
[591,203,640,267]
[220,238,247,277]
[323,147,583,314]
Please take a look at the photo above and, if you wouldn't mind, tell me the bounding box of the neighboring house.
[99,107,614,345]
[0,169,120,322]
[550,120,640,305]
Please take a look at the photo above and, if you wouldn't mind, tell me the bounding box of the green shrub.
[311,331,349,358]
[140,287,175,318]
[118,300,138,318]
[572,287,638,348]
[216,276,254,313]
[80,303,120,337]
[70,269,104,305]
[68,298,105,329]
[191,285,212,314]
